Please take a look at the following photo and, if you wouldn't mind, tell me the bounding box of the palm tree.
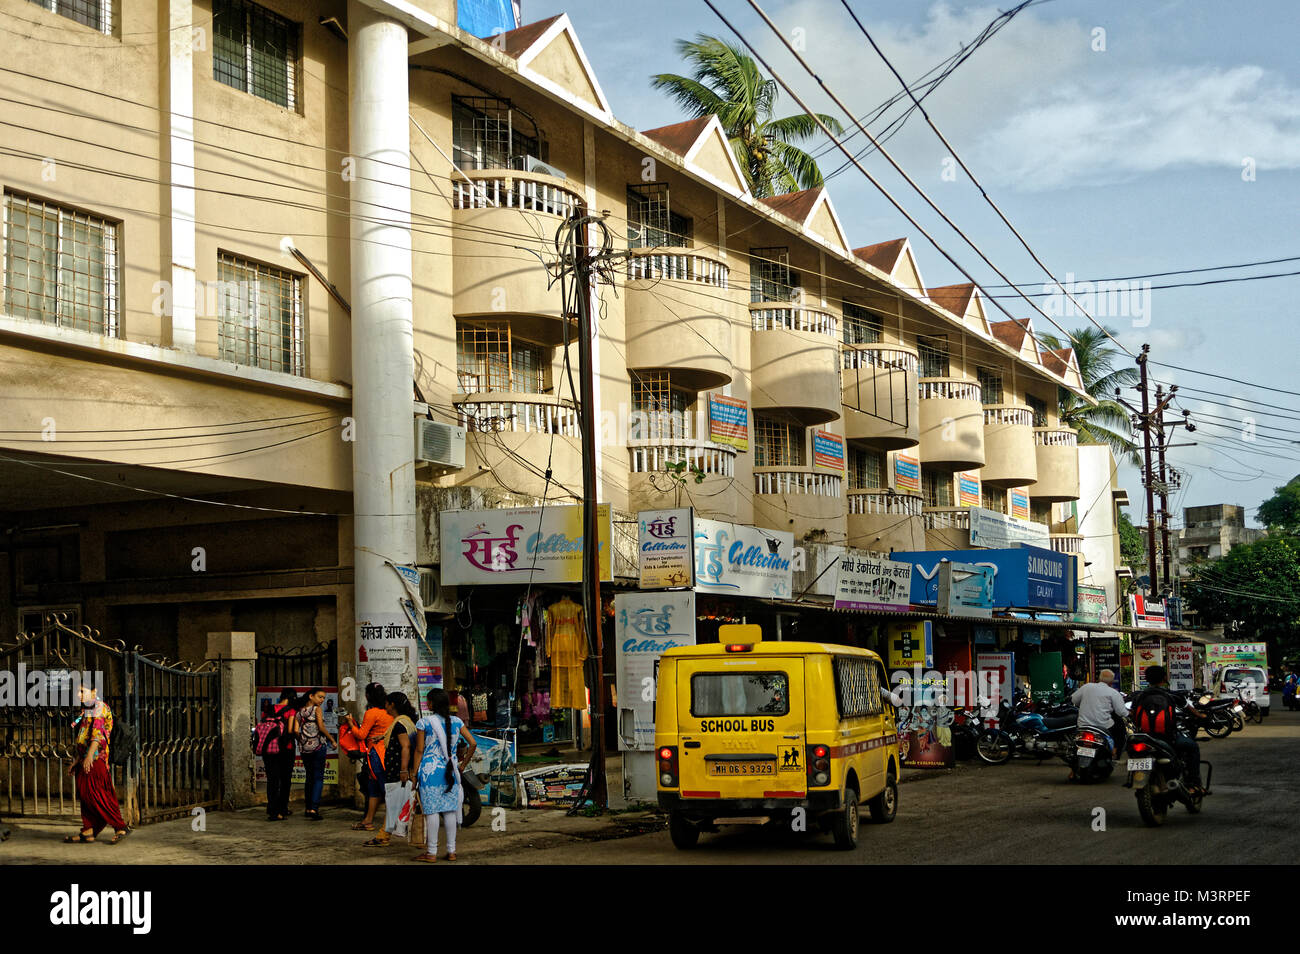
[652,35,844,197]
[1040,326,1140,465]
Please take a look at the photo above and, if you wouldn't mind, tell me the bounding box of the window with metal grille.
[1026,393,1048,427]
[981,487,1007,513]
[456,320,548,393]
[917,334,949,378]
[630,370,691,439]
[750,246,798,303]
[977,367,1003,405]
[213,0,298,109]
[922,470,953,507]
[842,301,883,345]
[627,184,691,249]
[27,0,111,33]
[754,413,805,467]
[834,656,884,718]
[3,192,119,335]
[451,96,543,171]
[848,447,886,489]
[217,253,304,374]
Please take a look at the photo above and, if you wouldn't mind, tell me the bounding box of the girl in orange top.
[343,682,394,832]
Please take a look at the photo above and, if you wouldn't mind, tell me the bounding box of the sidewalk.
[0,803,665,865]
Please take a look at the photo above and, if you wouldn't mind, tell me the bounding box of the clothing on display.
[544,596,588,710]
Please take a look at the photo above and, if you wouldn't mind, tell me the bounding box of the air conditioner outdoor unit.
[513,154,566,180]
[415,418,466,470]
[418,568,457,616]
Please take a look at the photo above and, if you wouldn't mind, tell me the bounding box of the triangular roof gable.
[1039,347,1082,389]
[854,238,925,297]
[504,14,613,119]
[680,114,749,197]
[928,283,989,336]
[803,191,852,256]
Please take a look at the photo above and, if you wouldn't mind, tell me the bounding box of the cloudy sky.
[527,0,1300,528]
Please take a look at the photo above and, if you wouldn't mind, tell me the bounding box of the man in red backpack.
[1130,665,1207,795]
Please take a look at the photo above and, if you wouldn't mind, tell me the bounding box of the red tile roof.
[488,15,562,59]
[1039,348,1075,377]
[927,283,977,319]
[991,318,1032,349]
[759,188,822,223]
[853,238,907,273]
[641,116,713,156]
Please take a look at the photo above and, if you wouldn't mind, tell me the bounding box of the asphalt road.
[495,702,1300,865]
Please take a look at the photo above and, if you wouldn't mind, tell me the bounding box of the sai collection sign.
[693,518,794,600]
[439,505,612,585]
[832,555,913,613]
[615,591,696,751]
[637,508,694,589]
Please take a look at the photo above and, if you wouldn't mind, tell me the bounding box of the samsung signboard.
[890,545,1077,613]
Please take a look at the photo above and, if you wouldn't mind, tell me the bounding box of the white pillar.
[348,1,418,701]
[168,0,196,351]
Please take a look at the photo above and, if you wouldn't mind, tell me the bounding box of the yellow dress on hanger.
[545,597,588,710]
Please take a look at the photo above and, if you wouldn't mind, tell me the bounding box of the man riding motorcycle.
[1130,665,1208,795]
[1071,668,1129,758]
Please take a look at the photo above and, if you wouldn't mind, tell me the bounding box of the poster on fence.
[254,686,339,786]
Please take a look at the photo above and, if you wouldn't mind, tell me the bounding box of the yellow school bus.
[655,636,901,850]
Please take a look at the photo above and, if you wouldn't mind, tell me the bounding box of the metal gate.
[255,641,337,689]
[0,616,221,825]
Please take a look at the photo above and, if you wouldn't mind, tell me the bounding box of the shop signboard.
[415,627,444,716]
[832,554,913,613]
[693,518,794,600]
[1075,585,1108,625]
[892,545,1075,613]
[1205,642,1268,668]
[894,453,920,493]
[1129,593,1168,629]
[968,507,1050,550]
[1166,639,1196,692]
[439,504,612,585]
[708,395,749,450]
[637,508,694,589]
[886,620,933,670]
[937,561,995,618]
[812,430,845,472]
[615,591,696,752]
[254,686,340,786]
[1009,489,1030,521]
[957,472,981,508]
[1090,637,1122,680]
[1028,652,1065,705]
[976,651,1015,717]
[1134,638,1165,688]
[973,626,997,645]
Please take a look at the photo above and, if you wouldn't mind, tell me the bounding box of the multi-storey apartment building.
[0,0,1090,670]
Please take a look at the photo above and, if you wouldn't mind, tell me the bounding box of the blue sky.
[525,0,1300,528]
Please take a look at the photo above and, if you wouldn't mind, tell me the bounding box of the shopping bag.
[384,781,413,839]
[407,789,425,847]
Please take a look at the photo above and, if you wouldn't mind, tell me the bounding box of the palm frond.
[768,139,827,191]
[764,112,844,143]
[649,73,726,119]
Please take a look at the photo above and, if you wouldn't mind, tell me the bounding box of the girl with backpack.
[411,688,477,862]
[257,689,298,821]
[297,688,337,821]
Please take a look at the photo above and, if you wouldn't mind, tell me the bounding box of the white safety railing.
[918,378,982,402]
[842,345,919,373]
[628,438,736,477]
[625,250,730,289]
[749,303,838,337]
[848,491,923,516]
[754,470,843,497]
[922,507,971,531]
[1034,427,1079,447]
[983,405,1034,427]
[456,398,579,436]
[452,174,582,219]
[1050,534,1084,553]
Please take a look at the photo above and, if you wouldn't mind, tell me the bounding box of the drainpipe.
[347,1,418,700]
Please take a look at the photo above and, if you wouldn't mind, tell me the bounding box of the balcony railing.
[629,437,736,478]
[922,507,971,531]
[455,396,579,436]
[625,249,730,289]
[918,378,982,402]
[1034,427,1079,447]
[848,491,923,516]
[452,171,583,219]
[842,344,919,373]
[754,469,843,497]
[1049,533,1084,554]
[983,405,1034,427]
[749,303,838,337]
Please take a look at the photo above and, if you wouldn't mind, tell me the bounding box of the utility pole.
[1155,388,1172,594]
[565,209,611,809]
[1137,346,1160,597]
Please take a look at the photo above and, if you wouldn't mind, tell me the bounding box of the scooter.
[1123,728,1212,827]
[1069,725,1115,783]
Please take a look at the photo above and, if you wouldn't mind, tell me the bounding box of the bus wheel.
[668,811,700,849]
[868,771,898,824]
[831,788,860,850]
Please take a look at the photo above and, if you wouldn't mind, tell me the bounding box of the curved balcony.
[1027,427,1080,502]
[628,436,740,518]
[624,249,736,390]
[841,345,920,451]
[981,404,1037,488]
[922,506,972,550]
[451,170,585,344]
[750,303,840,426]
[453,392,582,496]
[918,378,985,471]
[847,490,924,554]
[1049,533,1084,554]
[752,466,846,543]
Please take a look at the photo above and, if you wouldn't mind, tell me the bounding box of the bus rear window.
[691,672,789,717]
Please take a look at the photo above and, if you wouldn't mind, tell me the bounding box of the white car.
[1220,666,1270,712]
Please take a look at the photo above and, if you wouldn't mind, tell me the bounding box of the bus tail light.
[658,746,679,788]
[807,743,831,787]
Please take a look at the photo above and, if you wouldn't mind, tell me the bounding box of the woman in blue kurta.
[412,689,477,862]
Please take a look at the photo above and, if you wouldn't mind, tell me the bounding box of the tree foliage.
[1039,326,1140,466]
[651,35,844,197]
[1184,535,1300,654]
[1257,475,1300,536]
[1118,510,1145,571]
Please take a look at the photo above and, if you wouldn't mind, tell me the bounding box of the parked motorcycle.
[1192,694,1243,739]
[976,700,1077,765]
[1123,730,1212,827]
[1069,725,1115,783]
